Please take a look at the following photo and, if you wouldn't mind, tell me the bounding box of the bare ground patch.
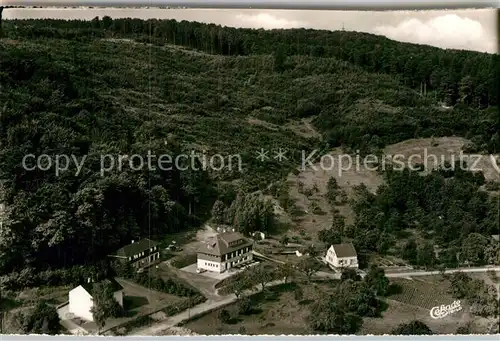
[276,146,383,246]
[286,117,323,140]
[247,117,280,131]
[266,136,499,257]
[384,136,500,182]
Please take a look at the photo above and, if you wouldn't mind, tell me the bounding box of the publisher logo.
[430,300,462,319]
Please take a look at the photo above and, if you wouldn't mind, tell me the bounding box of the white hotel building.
[197,231,253,273]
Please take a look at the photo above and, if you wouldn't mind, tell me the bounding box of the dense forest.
[0,16,498,281]
[5,16,500,108]
[4,16,500,154]
[350,166,499,268]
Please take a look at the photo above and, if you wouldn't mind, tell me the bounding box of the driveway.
[181,263,242,281]
[163,264,220,300]
[57,303,89,335]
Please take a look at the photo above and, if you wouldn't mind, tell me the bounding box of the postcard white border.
[1,0,498,339]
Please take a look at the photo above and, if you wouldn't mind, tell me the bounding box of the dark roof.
[115,238,159,258]
[332,243,357,258]
[197,231,252,256]
[81,278,123,295]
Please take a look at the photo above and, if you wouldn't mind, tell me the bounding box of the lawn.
[184,282,332,335]
[100,278,192,335]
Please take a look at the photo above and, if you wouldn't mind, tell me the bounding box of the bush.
[296,99,321,117]
[162,295,206,316]
[238,297,253,315]
[170,254,198,269]
[0,264,114,291]
[117,315,153,333]
[133,273,200,297]
[15,301,61,335]
[218,309,231,323]
[484,181,500,191]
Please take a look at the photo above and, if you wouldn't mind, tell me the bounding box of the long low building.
[197,231,253,273]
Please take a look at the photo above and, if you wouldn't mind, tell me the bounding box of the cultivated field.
[389,277,454,310]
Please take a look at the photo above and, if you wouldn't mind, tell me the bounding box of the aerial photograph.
[0,0,499,337]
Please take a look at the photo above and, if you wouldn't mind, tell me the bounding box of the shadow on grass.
[0,298,21,312]
[386,283,403,296]
[377,299,390,316]
[227,317,243,325]
[123,296,149,317]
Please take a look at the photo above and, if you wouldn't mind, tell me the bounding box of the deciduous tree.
[391,320,433,335]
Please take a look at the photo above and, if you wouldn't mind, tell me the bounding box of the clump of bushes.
[162,295,206,316]
[133,273,200,297]
[170,254,197,269]
[0,263,114,291]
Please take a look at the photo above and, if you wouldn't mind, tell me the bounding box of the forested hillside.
[6,17,500,109]
[0,17,498,279]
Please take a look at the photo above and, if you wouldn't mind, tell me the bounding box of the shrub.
[170,254,198,269]
[162,295,206,316]
[218,309,231,323]
[133,273,200,297]
[238,297,253,315]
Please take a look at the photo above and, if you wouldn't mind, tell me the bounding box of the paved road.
[314,266,500,280]
[129,279,284,336]
[384,266,500,278]
[57,304,89,335]
[129,255,500,336]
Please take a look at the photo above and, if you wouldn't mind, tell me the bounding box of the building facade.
[111,238,160,269]
[68,278,123,322]
[197,231,253,273]
[325,243,359,269]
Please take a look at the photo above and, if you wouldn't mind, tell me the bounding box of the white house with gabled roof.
[325,243,358,269]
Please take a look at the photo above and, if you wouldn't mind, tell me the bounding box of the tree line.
[4,16,499,110]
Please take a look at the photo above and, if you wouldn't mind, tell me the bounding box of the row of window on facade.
[200,247,250,260]
[223,247,250,261]
[204,262,219,268]
[128,248,158,261]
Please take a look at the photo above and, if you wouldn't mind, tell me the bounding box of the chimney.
[87,277,91,283]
